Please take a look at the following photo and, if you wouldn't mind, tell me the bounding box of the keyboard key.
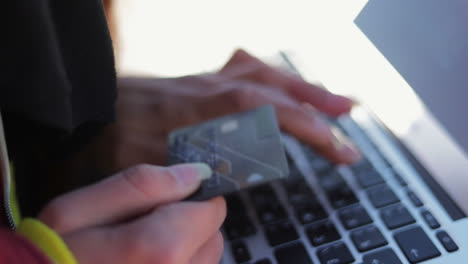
[393,171,408,186]
[287,187,318,208]
[306,220,341,246]
[284,177,312,192]
[249,185,277,208]
[436,231,458,252]
[319,172,359,208]
[225,194,246,211]
[295,204,328,225]
[407,190,424,207]
[286,184,327,224]
[255,259,272,264]
[381,204,415,229]
[328,186,359,209]
[256,204,288,224]
[285,180,328,225]
[351,225,388,252]
[224,216,256,240]
[231,240,251,263]
[350,158,373,173]
[421,209,440,229]
[264,219,299,246]
[367,184,399,208]
[319,171,347,191]
[354,168,385,189]
[259,203,287,223]
[363,248,402,264]
[317,242,354,264]
[224,195,256,240]
[249,185,287,224]
[338,205,372,230]
[274,242,313,264]
[394,226,441,263]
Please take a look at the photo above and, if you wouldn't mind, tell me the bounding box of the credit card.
[168,105,289,200]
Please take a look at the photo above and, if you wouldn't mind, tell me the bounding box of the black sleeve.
[2,0,116,131]
[1,0,117,216]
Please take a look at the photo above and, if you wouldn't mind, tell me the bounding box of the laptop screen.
[355,0,468,157]
[355,0,468,158]
[353,0,468,218]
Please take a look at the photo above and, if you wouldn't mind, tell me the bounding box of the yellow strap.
[2,111,76,263]
[17,218,78,264]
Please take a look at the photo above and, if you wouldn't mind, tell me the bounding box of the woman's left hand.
[92,49,360,173]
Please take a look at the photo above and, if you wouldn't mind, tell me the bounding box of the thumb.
[39,163,212,234]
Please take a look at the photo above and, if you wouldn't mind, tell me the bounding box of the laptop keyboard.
[222,117,460,264]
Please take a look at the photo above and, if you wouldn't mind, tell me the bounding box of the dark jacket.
[1,0,117,262]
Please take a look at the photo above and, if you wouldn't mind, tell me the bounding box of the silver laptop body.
[222,1,468,263]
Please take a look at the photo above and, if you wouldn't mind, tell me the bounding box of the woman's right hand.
[38,163,226,264]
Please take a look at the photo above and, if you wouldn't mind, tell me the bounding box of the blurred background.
[111,0,420,131]
[111,0,422,133]
[115,0,318,77]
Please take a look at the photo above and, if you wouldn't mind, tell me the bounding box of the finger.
[190,231,224,264]
[283,103,360,163]
[62,198,226,264]
[39,163,212,234]
[200,83,359,163]
[117,197,226,264]
[61,227,114,264]
[220,49,354,117]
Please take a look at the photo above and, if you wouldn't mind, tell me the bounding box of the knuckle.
[310,121,335,148]
[225,85,255,110]
[128,229,182,264]
[125,164,155,179]
[179,74,224,89]
[254,65,273,82]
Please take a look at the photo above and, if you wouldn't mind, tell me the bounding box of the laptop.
[221,1,468,263]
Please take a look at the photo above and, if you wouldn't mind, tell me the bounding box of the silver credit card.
[168,105,289,200]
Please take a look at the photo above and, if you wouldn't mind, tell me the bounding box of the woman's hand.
[39,163,225,264]
[96,49,359,172]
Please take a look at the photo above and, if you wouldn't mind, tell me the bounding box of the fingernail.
[341,142,362,162]
[191,163,213,180]
[302,103,330,135]
[333,138,361,162]
[348,96,361,106]
[339,95,361,108]
[327,94,354,108]
[331,127,361,162]
[169,163,212,186]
